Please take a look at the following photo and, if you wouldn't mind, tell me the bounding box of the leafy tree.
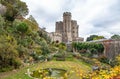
[86,35,105,41]
[86,35,98,41]
[1,0,28,21]
[93,36,105,40]
[16,22,28,34]
[111,34,120,39]
[4,3,18,21]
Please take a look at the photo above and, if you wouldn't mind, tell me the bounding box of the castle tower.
[71,20,79,41]
[55,12,84,44]
[55,21,63,34]
[63,12,72,43]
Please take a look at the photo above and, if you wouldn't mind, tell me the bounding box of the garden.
[1,52,120,79]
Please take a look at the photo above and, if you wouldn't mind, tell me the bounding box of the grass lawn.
[1,59,91,79]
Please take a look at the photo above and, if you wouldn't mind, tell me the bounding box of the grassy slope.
[1,59,91,79]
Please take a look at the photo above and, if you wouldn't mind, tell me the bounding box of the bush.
[0,66,13,72]
[81,52,92,58]
[16,22,28,34]
[54,53,64,58]
[114,55,120,65]
[37,56,46,62]
[54,53,66,61]
[30,53,46,61]
[98,56,109,64]
[12,58,21,69]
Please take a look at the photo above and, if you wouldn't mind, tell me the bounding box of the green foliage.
[27,15,38,25]
[16,22,28,34]
[72,42,104,56]
[37,29,51,44]
[58,43,66,50]
[98,56,109,64]
[93,36,105,40]
[0,17,49,73]
[0,15,5,28]
[115,55,120,65]
[4,3,18,21]
[111,55,120,66]
[86,35,105,41]
[35,38,50,56]
[1,0,28,21]
[0,15,5,34]
[90,48,97,54]
[0,35,21,72]
[0,0,55,72]
[111,34,120,39]
[23,19,39,32]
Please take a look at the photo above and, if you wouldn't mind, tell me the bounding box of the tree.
[1,0,28,21]
[93,36,105,40]
[86,35,105,41]
[86,35,98,41]
[27,15,38,25]
[16,22,28,35]
[111,34,120,39]
[4,3,18,21]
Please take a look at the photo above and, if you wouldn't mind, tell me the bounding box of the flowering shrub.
[74,65,120,79]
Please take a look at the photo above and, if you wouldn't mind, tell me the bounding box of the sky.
[21,0,120,39]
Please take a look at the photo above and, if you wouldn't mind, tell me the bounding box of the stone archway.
[101,40,120,59]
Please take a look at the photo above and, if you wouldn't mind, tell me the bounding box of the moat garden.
[1,51,120,79]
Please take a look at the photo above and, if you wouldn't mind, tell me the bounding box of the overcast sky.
[21,0,120,39]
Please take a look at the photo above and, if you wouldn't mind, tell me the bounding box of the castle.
[49,12,84,43]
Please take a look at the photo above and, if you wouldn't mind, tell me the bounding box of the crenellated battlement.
[63,12,71,16]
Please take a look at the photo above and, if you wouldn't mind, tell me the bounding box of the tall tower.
[63,12,72,43]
